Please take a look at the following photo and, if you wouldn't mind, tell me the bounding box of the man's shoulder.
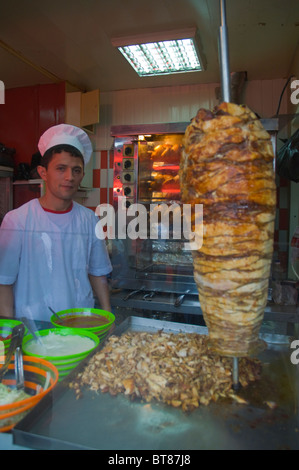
[72,202,100,235]
[2,199,39,226]
[73,201,96,218]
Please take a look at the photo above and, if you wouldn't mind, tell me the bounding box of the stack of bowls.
[50,308,115,341]
[0,355,59,432]
[0,319,27,355]
[22,327,99,381]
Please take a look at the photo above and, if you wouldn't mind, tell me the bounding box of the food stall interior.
[10,120,299,449]
[2,0,298,451]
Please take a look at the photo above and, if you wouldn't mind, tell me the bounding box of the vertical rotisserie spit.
[180,102,276,357]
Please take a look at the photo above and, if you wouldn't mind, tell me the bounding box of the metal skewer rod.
[219,0,240,390]
[219,0,231,102]
[232,356,240,391]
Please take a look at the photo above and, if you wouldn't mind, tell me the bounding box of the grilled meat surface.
[180,102,276,356]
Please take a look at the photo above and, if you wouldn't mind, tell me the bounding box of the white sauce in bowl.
[25,332,95,357]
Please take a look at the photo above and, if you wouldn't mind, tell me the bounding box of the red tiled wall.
[0,83,65,173]
[86,150,114,212]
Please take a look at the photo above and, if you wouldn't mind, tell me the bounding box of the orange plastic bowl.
[0,355,59,432]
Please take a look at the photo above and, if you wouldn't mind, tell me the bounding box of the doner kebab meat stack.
[180,102,276,357]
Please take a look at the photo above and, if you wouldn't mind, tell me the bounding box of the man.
[0,124,112,320]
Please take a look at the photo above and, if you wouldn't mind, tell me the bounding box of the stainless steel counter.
[13,316,299,450]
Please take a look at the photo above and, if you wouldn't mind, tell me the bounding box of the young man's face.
[38,151,85,201]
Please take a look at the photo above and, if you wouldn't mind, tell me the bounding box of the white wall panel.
[242,78,288,118]
[94,78,289,150]
[110,83,219,125]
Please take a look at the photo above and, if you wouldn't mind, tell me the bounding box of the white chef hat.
[38,124,93,164]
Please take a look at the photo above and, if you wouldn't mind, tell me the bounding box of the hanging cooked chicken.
[180,102,276,357]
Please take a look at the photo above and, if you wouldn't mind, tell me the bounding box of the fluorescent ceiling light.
[112,28,206,77]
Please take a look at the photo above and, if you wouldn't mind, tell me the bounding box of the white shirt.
[0,199,112,321]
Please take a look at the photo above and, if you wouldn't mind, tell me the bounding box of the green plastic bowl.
[0,319,27,354]
[22,328,99,381]
[50,308,115,337]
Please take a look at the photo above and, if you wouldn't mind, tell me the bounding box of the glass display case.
[138,133,182,201]
[111,124,197,296]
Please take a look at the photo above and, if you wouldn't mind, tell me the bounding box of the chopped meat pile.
[70,331,261,411]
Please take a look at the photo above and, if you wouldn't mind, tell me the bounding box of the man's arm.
[88,275,111,312]
[0,284,14,318]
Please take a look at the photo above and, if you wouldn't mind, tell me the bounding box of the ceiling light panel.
[112,28,205,77]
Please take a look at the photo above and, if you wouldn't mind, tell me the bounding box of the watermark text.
[95,197,203,250]
[290,340,299,365]
[290,79,299,105]
[0,81,4,104]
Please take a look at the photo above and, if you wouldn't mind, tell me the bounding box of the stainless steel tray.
[13,316,299,450]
